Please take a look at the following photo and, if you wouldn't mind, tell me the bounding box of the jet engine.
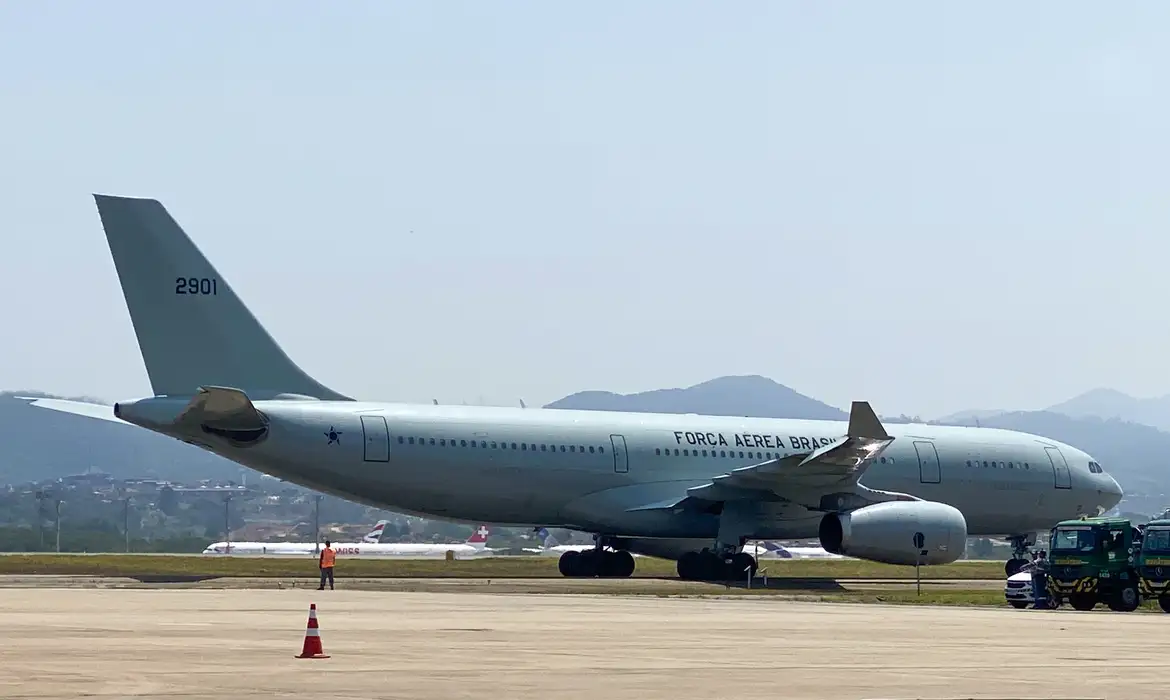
[818,500,967,566]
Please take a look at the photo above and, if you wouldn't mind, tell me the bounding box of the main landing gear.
[677,548,758,582]
[558,548,636,578]
[1005,534,1038,576]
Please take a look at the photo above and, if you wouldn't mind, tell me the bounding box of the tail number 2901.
[175,277,218,295]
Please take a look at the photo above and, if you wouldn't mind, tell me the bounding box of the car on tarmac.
[1004,563,1062,609]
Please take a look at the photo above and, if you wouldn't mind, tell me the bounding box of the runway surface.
[1,588,1160,699]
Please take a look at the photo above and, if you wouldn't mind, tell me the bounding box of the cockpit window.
[1088,461,1104,474]
[1051,527,1096,552]
[1144,529,1170,553]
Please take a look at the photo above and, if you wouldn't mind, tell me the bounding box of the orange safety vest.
[320,547,336,568]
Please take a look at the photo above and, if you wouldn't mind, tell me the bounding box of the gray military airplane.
[28,194,1124,581]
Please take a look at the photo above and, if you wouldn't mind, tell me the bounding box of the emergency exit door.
[361,415,390,463]
[914,441,941,484]
[610,434,629,473]
[1045,447,1072,490]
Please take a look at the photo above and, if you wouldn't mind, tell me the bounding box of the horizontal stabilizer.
[17,397,131,426]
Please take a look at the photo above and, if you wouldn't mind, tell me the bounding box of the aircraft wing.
[633,401,914,513]
[16,397,132,425]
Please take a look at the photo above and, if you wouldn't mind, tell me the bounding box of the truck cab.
[1137,518,1170,613]
[1047,516,1141,612]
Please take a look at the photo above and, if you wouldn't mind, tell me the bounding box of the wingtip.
[848,400,890,440]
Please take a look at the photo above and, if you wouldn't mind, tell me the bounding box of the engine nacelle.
[818,500,967,566]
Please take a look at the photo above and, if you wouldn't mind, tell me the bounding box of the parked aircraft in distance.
[204,523,493,558]
[29,194,1125,582]
[741,541,843,560]
[523,527,642,557]
[202,519,389,555]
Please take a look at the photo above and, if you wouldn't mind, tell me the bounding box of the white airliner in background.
[204,523,493,558]
[203,519,390,555]
[524,527,643,557]
[742,541,844,560]
[25,194,1125,583]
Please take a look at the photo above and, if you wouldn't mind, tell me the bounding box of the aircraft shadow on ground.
[675,576,848,591]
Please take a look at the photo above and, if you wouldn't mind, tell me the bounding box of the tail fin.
[466,524,490,548]
[91,194,350,401]
[363,520,390,543]
[763,542,793,558]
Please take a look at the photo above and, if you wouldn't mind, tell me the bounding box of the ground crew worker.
[1032,550,1049,609]
[318,540,336,591]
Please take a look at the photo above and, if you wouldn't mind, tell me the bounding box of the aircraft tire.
[558,550,581,577]
[731,552,757,580]
[1159,595,1170,613]
[609,550,635,578]
[677,552,701,580]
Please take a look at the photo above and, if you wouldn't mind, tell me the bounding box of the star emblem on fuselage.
[326,427,342,445]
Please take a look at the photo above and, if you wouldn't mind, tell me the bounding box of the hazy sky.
[2,2,1168,419]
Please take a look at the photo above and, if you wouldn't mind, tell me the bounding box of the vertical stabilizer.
[92,194,349,400]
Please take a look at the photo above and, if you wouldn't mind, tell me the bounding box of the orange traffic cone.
[295,603,331,659]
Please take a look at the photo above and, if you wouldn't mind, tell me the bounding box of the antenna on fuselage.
[519,398,526,408]
[433,398,439,405]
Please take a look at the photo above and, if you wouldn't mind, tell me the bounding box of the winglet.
[847,401,889,441]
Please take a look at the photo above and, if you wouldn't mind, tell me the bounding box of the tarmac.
[1,587,1163,700]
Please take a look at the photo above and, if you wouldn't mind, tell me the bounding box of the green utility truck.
[1046,516,1142,612]
[1137,518,1170,613]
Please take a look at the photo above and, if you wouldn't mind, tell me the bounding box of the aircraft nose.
[1100,474,1124,507]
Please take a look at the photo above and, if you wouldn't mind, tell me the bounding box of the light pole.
[122,496,132,553]
[313,494,323,554]
[223,493,234,554]
[34,490,46,550]
[54,499,63,553]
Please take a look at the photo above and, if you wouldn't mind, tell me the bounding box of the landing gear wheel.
[558,550,580,577]
[1010,601,1028,609]
[1070,594,1096,611]
[1159,595,1170,613]
[1005,558,1027,577]
[609,550,636,578]
[731,552,757,580]
[677,552,701,581]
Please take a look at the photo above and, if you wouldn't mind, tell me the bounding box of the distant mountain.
[546,376,1170,494]
[7,378,1170,498]
[961,410,1168,493]
[1045,388,1170,432]
[546,375,848,420]
[933,409,1008,424]
[0,391,250,485]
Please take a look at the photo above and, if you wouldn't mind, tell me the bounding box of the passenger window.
[655,448,661,455]
[429,438,435,445]
[559,445,566,452]
[439,439,445,446]
[461,440,467,447]
[408,437,415,445]
[599,447,604,453]
[982,461,988,467]
[397,436,404,444]
[720,450,726,458]
[491,442,497,449]
[522,443,527,451]
[1008,462,1014,469]
[540,445,546,451]
[590,446,595,453]
[578,446,585,453]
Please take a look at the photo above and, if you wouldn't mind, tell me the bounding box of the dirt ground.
[0,588,1159,699]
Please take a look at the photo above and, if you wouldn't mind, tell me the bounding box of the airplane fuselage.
[122,397,1122,542]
